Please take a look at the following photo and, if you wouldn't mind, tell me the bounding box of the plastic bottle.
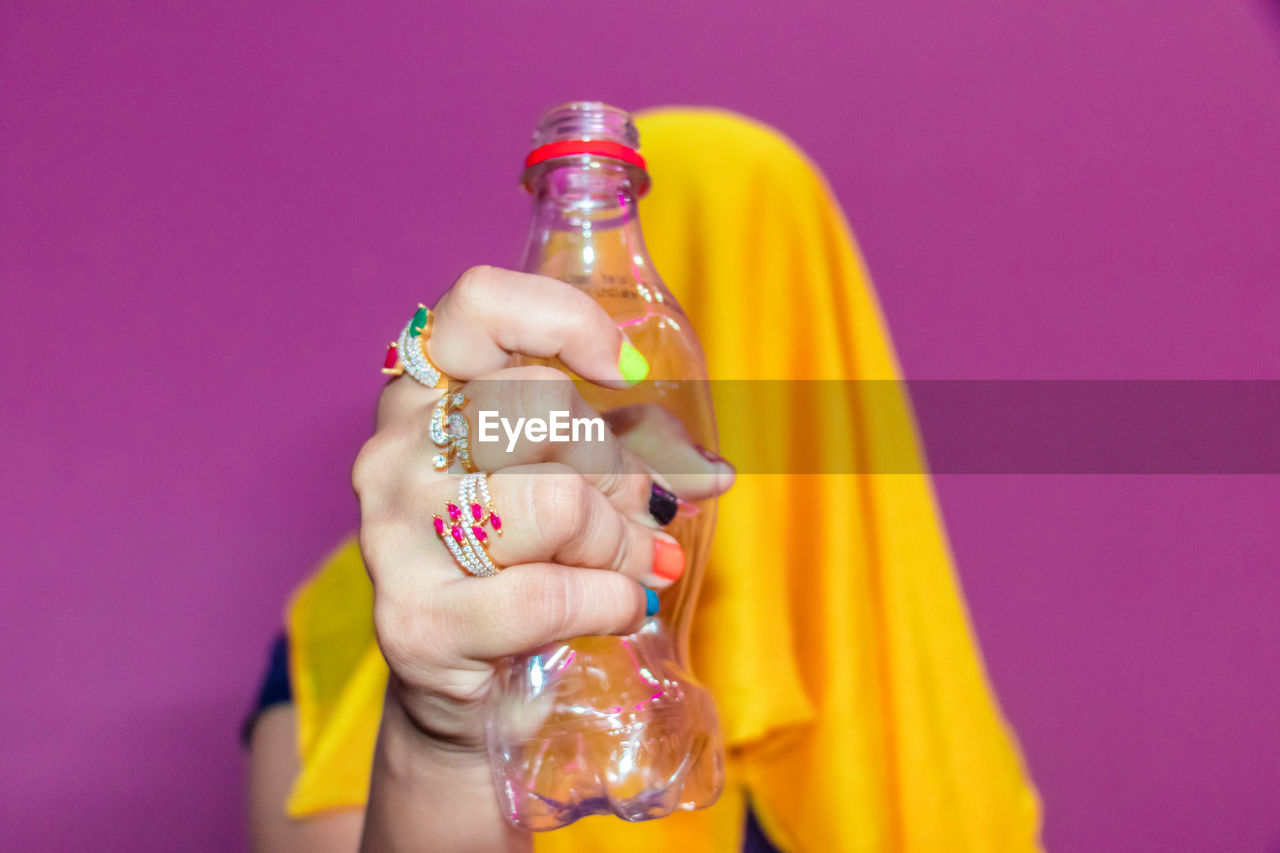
[484,102,725,830]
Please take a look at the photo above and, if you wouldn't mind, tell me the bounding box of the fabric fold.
[284,108,1042,852]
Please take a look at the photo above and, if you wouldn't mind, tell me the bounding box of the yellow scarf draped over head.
[285,108,1042,851]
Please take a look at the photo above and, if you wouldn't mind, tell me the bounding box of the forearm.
[361,692,531,853]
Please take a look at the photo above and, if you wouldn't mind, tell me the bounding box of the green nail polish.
[619,340,649,385]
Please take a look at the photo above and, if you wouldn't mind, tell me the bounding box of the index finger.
[427,266,648,388]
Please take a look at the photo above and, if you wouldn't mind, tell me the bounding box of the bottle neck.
[519,158,653,275]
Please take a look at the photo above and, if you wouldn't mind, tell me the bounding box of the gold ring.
[381,304,449,390]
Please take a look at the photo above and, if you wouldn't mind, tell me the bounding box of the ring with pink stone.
[380,303,450,390]
[432,472,504,577]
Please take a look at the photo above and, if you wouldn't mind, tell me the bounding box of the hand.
[352,266,734,751]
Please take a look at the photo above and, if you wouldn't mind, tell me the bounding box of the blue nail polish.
[644,587,660,616]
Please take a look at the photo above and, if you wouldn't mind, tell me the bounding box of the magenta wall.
[4,3,1279,850]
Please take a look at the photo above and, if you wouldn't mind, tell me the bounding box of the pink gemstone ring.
[380,303,451,390]
[433,472,503,577]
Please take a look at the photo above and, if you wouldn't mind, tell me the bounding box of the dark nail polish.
[649,483,678,526]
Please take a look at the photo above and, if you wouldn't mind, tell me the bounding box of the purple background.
[3,3,1279,850]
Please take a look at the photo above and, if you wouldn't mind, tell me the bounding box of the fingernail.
[644,587,660,616]
[649,483,678,526]
[618,340,649,385]
[696,444,735,473]
[695,444,726,464]
[653,538,685,581]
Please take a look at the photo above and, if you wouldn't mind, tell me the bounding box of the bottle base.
[495,726,724,831]
[487,631,726,831]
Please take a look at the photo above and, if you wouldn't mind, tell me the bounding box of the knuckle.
[562,288,603,328]
[612,525,639,575]
[592,456,640,506]
[533,472,592,541]
[351,437,386,495]
[603,525,632,576]
[513,571,565,629]
[373,589,453,680]
[548,377,581,414]
[518,368,577,416]
[352,424,420,498]
[451,265,498,312]
[516,364,566,383]
[372,596,417,668]
[357,521,392,569]
[518,570,579,639]
[352,430,396,493]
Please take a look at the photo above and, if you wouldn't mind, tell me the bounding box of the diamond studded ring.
[432,472,504,577]
[380,304,451,390]
[429,390,477,472]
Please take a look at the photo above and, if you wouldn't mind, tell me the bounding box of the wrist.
[364,690,528,853]
[382,687,491,774]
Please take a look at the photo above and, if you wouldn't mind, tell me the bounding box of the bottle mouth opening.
[521,102,649,194]
[530,101,640,148]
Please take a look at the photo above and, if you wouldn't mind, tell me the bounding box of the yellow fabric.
[285,108,1043,851]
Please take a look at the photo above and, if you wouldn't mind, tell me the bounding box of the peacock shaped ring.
[429,390,477,472]
[381,304,450,390]
[433,472,504,577]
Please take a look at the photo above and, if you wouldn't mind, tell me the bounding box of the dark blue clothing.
[245,636,780,851]
[240,634,291,745]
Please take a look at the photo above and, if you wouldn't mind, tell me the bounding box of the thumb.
[449,564,649,661]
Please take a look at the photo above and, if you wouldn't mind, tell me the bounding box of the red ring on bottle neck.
[524,140,647,171]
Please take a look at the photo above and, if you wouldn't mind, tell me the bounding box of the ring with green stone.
[380,304,450,390]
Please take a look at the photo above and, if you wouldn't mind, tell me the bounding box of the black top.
[244,636,781,852]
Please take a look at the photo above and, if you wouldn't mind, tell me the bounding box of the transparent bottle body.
[486,140,725,829]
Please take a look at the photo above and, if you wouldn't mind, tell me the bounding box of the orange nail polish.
[653,538,685,581]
